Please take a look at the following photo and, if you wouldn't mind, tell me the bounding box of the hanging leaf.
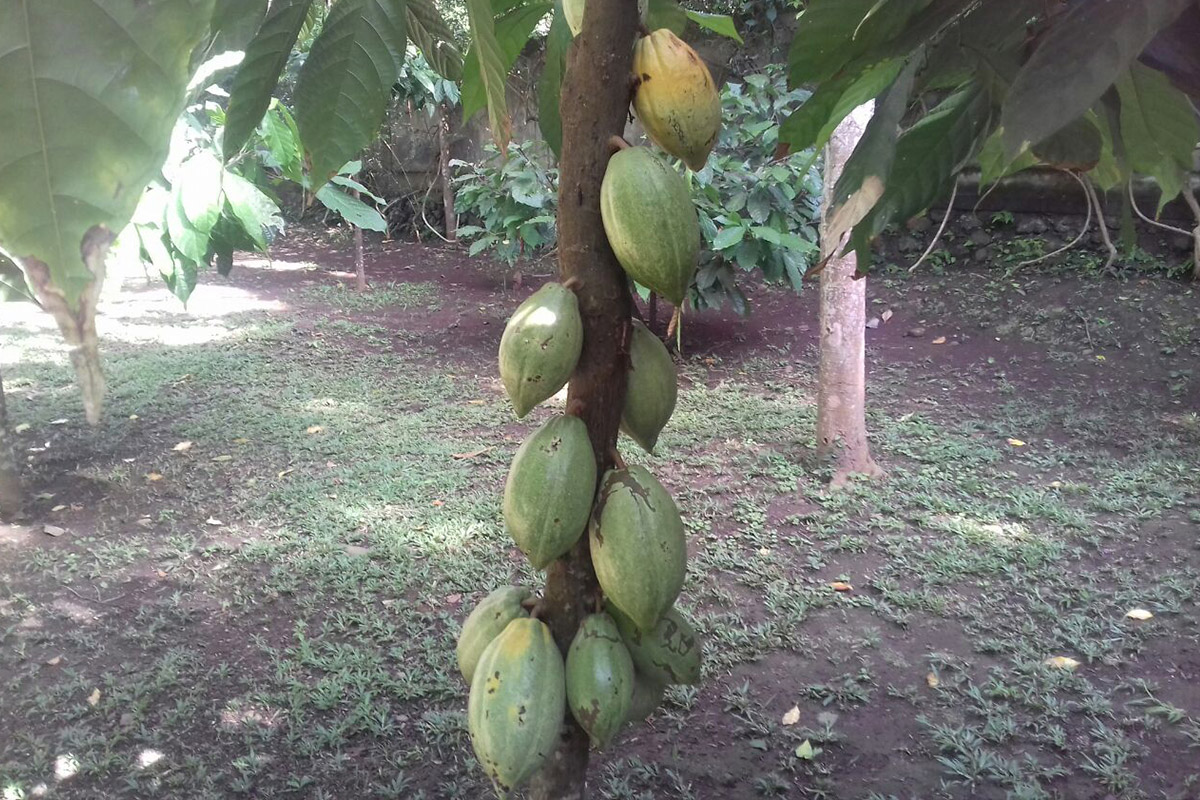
[407,0,465,81]
[295,0,409,185]
[315,185,388,232]
[1001,0,1194,158]
[0,254,35,304]
[463,2,552,126]
[538,1,572,160]
[464,0,523,150]
[0,0,215,423]
[684,11,742,44]
[208,0,270,56]
[787,0,920,87]
[222,172,283,250]
[1114,61,1199,211]
[779,59,902,154]
[826,57,921,254]
[976,128,1037,189]
[1032,116,1103,172]
[223,0,316,160]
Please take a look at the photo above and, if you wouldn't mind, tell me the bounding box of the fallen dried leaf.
[881,309,894,323]
[87,688,101,706]
[232,438,250,445]
[926,672,940,688]
[451,447,492,460]
[432,500,445,507]
[42,525,66,537]
[146,473,164,482]
[129,414,139,421]
[1007,438,1026,447]
[45,655,63,666]
[172,441,193,452]
[1125,608,1153,621]
[137,518,153,528]
[51,505,66,513]
[211,455,233,462]
[50,418,68,425]
[1044,656,1080,671]
[277,468,294,478]
[306,425,324,434]
[781,706,800,726]
[206,518,223,526]
[14,423,30,434]
[931,336,947,345]
[829,581,853,592]
[34,492,55,501]
[865,316,881,329]
[445,593,462,605]
[468,399,486,406]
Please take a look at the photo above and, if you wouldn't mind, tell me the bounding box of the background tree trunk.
[352,190,366,293]
[817,103,882,487]
[0,365,22,519]
[439,104,456,241]
[527,3,637,799]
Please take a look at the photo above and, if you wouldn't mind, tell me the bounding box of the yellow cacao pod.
[632,29,721,172]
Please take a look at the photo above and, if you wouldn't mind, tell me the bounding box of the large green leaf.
[779,59,902,153]
[0,253,35,304]
[223,0,315,160]
[464,0,517,150]
[1001,0,1194,157]
[1115,61,1199,210]
[462,2,552,130]
[0,0,214,423]
[859,81,992,243]
[538,2,572,160]
[684,10,742,44]
[407,0,465,81]
[1031,115,1103,171]
[787,0,925,87]
[826,56,921,249]
[316,184,389,232]
[294,0,408,185]
[223,172,283,251]
[645,0,688,34]
[208,0,269,55]
[976,127,1037,189]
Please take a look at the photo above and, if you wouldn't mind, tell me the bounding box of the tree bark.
[816,103,882,487]
[527,3,637,799]
[439,104,457,241]
[352,190,366,293]
[0,365,21,519]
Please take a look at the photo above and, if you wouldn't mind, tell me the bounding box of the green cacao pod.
[456,586,532,684]
[468,618,566,796]
[621,320,677,454]
[632,29,722,172]
[626,671,667,724]
[611,604,702,685]
[600,147,700,306]
[565,613,634,749]
[563,0,647,37]
[499,282,583,418]
[503,415,597,569]
[589,465,686,631]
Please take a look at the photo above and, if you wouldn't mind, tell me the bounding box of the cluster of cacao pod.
[457,10,720,797]
[463,278,697,796]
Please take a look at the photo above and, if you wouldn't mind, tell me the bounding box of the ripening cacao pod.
[610,603,702,685]
[632,29,721,171]
[601,147,700,306]
[499,282,583,418]
[456,585,532,684]
[621,320,677,453]
[589,465,686,631]
[626,671,667,724]
[503,414,597,569]
[563,0,647,37]
[468,618,565,796]
[566,613,635,748]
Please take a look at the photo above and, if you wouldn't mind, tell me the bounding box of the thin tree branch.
[908,182,958,273]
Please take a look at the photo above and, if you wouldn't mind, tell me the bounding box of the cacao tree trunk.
[440,104,457,241]
[527,3,637,799]
[816,103,882,487]
[0,365,21,519]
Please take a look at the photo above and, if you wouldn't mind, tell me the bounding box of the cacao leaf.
[0,253,35,304]
[1114,61,1199,211]
[295,0,409,185]
[463,2,552,127]
[407,0,464,81]
[315,185,388,233]
[1001,0,1194,158]
[787,0,921,87]
[208,0,269,56]
[779,59,902,154]
[1032,116,1103,172]
[684,11,742,44]
[645,0,688,34]
[223,0,316,161]
[976,128,1037,189]
[538,1,572,159]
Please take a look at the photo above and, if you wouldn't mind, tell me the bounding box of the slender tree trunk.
[0,365,21,519]
[527,3,637,799]
[352,190,366,293]
[817,103,882,487]
[439,104,457,241]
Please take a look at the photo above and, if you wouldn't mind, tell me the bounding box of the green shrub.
[452,141,559,265]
